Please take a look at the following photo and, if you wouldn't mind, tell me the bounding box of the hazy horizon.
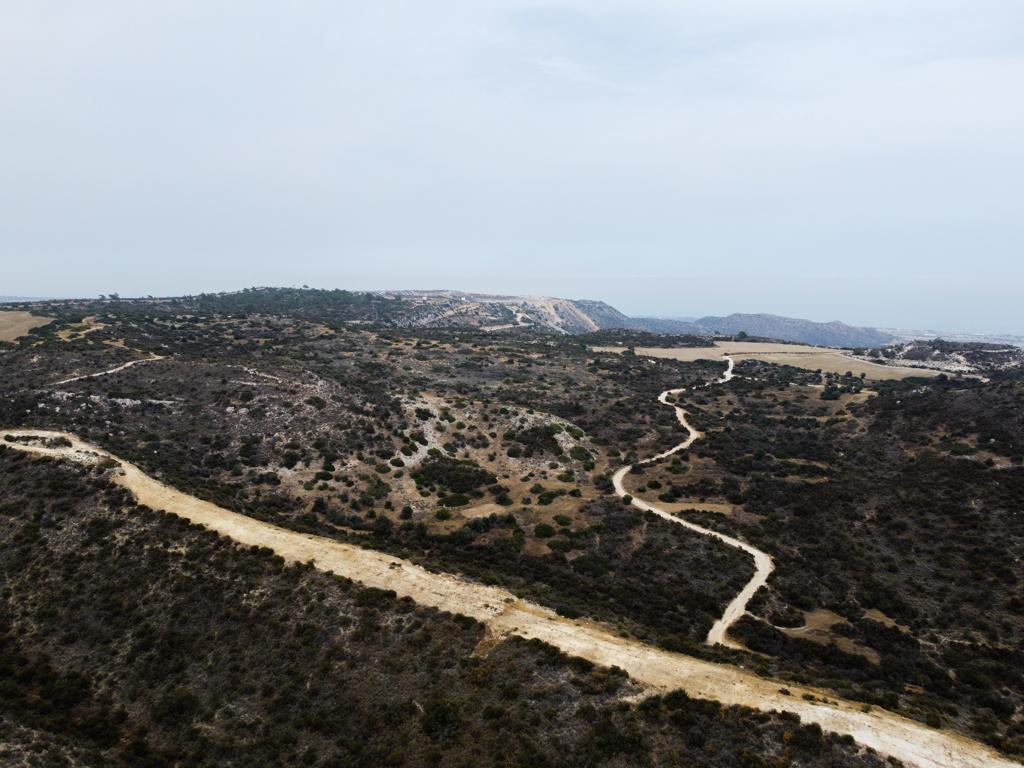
[3,2,1022,334]
[4,283,1021,337]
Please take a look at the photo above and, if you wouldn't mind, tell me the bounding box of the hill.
[852,339,1024,376]
[1,290,1021,765]
[684,313,894,348]
[2,448,883,768]
[380,293,895,347]
[378,292,896,347]
[8,288,899,348]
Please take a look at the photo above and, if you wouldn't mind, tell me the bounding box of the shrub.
[422,697,461,741]
[570,446,591,462]
[412,457,495,495]
[354,587,396,608]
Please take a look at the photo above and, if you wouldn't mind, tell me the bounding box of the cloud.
[1,1,1022,332]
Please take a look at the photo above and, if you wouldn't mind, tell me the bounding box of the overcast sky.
[2,1,1022,333]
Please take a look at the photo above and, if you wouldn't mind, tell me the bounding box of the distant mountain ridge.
[8,287,897,348]
[687,313,893,348]
[374,290,895,347]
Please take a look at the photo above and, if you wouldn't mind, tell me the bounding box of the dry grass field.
[0,309,52,341]
[593,340,940,380]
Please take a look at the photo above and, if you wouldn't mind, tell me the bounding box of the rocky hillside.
[852,339,1024,376]
[378,290,624,334]
[375,292,895,347]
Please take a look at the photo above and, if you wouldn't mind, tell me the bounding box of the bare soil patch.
[0,310,53,341]
[56,314,107,341]
[864,609,911,633]
[780,609,881,664]
[593,341,940,380]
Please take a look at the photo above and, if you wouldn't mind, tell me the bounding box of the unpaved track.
[611,355,775,648]
[3,430,1019,768]
[52,354,164,386]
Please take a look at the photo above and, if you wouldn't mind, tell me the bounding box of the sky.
[2,1,1022,333]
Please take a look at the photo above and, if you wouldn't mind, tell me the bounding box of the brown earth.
[0,310,53,341]
[592,341,941,380]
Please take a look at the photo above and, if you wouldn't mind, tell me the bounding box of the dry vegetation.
[666,359,1024,752]
[0,448,893,768]
[1,289,1022,765]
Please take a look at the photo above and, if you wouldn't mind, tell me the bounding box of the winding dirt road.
[611,355,775,648]
[2,423,1019,766]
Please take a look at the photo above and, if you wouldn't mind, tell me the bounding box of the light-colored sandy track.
[611,355,775,648]
[2,431,1018,768]
[51,354,164,386]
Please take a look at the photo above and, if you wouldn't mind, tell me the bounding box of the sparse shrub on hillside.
[412,457,496,495]
[0,448,890,768]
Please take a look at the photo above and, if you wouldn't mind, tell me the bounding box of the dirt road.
[52,354,164,386]
[3,426,1019,767]
[611,355,774,648]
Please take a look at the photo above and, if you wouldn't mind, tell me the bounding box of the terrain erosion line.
[2,430,1019,768]
[611,355,774,648]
